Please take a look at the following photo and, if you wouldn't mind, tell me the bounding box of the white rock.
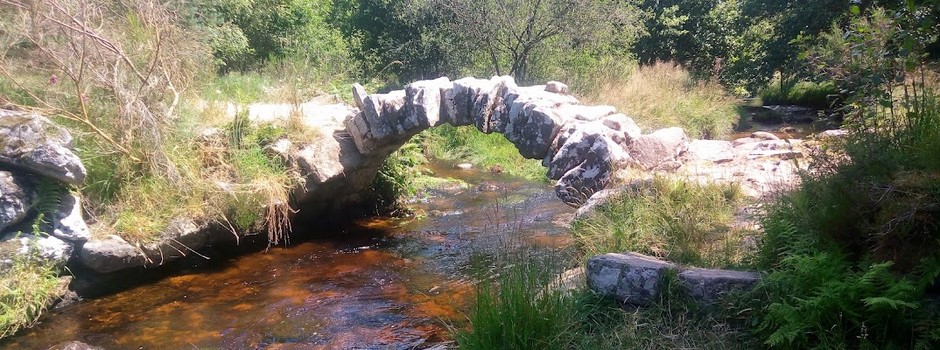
[545,81,569,94]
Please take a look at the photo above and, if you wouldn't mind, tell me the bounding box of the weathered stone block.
[678,267,760,304]
[587,252,676,306]
[404,77,450,128]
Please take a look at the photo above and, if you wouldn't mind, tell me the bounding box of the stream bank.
[2,160,576,349]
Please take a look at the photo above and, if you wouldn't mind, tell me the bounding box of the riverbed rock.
[0,170,36,233]
[0,110,86,184]
[678,267,761,304]
[749,106,784,124]
[545,81,569,94]
[78,235,146,273]
[686,140,735,164]
[587,252,676,306]
[751,131,781,140]
[79,218,208,273]
[819,128,848,139]
[47,341,104,350]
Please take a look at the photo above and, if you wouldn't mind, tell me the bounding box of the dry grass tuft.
[583,61,741,139]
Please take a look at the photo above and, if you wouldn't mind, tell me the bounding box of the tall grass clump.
[456,252,574,350]
[420,125,546,181]
[0,248,64,338]
[584,61,740,139]
[572,177,747,268]
[751,8,940,349]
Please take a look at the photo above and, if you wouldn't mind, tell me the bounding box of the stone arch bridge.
[272,76,689,211]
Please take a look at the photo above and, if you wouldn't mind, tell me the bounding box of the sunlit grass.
[583,61,741,139]
[0,251,63,338]
[572,177,748,269]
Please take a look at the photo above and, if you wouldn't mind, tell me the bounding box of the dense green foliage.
[757,81,839,109]
[749,7,940,349]
[198,0,351,72]
[753,115,940,348]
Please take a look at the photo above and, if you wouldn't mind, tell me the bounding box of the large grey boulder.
[678,268,761,304]
[78,235,146,273]
[0,110,86,184]
[0,170,35,232]
[587,252,676,306]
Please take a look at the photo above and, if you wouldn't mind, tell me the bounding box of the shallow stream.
[3,160,575,349]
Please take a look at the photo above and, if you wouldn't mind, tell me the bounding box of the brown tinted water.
[2,161,575,350]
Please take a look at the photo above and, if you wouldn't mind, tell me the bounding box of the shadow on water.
[2,160,576,349]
